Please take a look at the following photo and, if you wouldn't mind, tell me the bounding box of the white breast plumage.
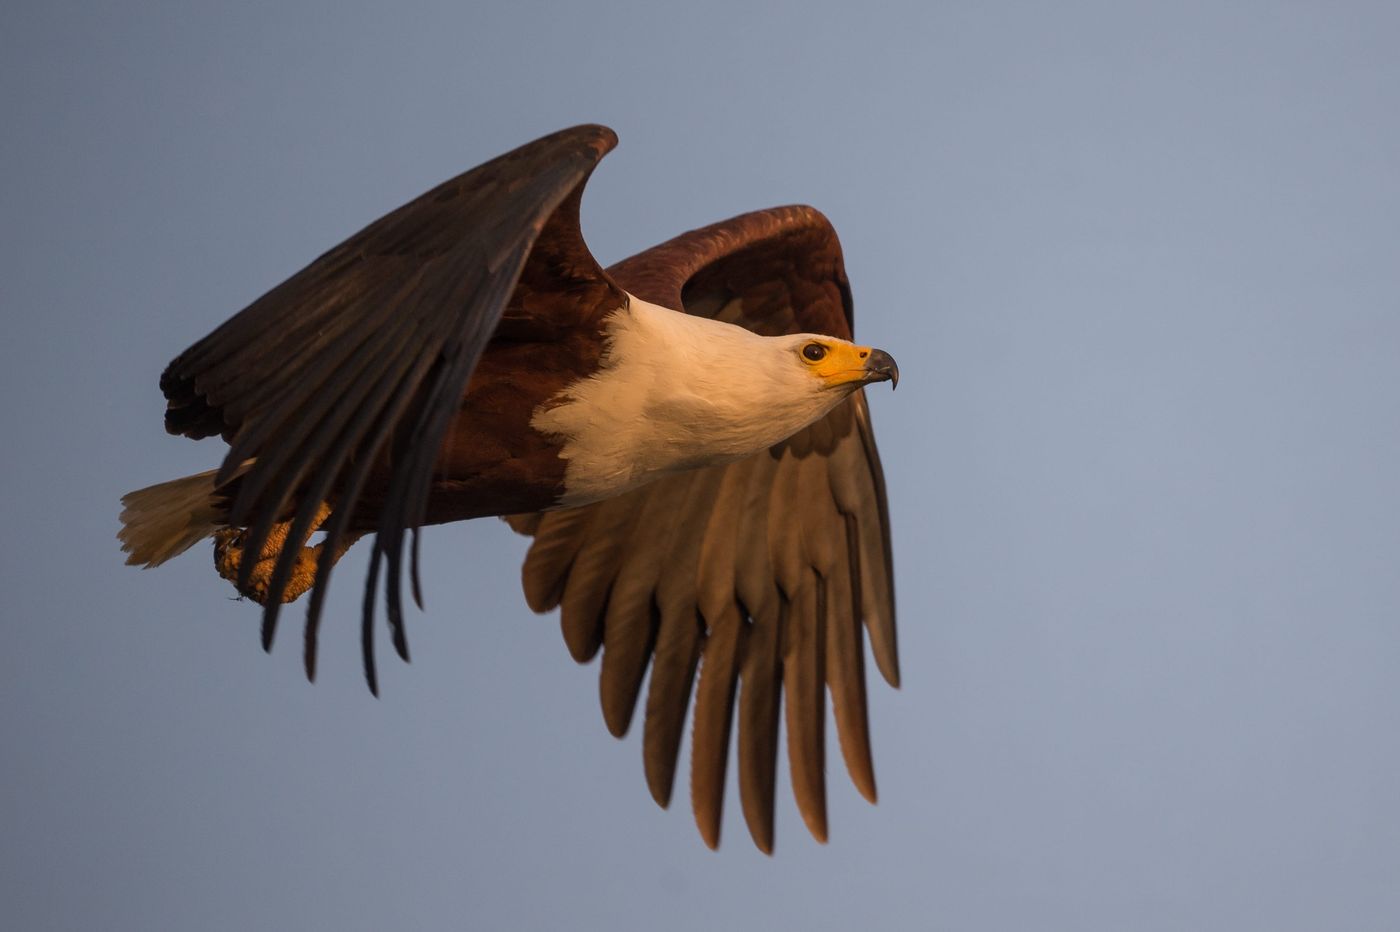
[531,294,841,506]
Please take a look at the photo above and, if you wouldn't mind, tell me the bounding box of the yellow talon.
[212,503,359,604]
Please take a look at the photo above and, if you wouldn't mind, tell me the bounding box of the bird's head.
[783,335,899,393]
[679,328,898,446]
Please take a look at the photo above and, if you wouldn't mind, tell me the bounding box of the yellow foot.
[212,503,359,604]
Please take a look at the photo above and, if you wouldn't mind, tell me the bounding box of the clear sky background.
[4,2,1399,929]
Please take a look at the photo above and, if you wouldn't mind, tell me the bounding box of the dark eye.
[802,343,827,362]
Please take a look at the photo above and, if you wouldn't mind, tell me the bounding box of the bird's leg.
[212,503,364,604]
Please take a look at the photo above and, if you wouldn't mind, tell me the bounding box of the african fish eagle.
[119,124,900,852]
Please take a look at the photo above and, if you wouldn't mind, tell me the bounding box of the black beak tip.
[867,348,899,390]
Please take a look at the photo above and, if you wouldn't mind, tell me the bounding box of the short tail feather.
[118,462,250,567]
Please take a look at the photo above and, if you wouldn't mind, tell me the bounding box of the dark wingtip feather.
[361,551,381,697]
[260,601,281,652]
[410,538,425,612]
[363,656,380,697]
[303,631,321,682]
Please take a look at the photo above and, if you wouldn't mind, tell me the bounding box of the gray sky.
[4,1,1400,929]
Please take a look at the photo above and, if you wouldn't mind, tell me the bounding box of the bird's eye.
[802,343,827,362]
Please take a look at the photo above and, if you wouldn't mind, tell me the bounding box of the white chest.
[530,296,833,506]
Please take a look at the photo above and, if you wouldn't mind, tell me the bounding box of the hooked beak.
[863,348,899,390]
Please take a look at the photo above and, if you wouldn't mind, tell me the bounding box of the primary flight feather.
[119,124,899,852]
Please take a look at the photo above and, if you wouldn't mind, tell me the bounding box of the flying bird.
[119,124,899,852]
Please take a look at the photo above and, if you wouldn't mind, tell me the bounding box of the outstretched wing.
[507,206,898,852]
[160,124,624,693]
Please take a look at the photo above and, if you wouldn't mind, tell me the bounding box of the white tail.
[119,463,250,567]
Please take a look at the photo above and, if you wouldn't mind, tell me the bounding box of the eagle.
[119,124,899,852]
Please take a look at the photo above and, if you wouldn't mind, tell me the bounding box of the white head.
[533,295,898,505]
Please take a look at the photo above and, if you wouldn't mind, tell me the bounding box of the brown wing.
[507,206,898,852]
[160,124,624,693]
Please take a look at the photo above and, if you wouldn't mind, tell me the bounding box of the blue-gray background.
[4,2,1398,929]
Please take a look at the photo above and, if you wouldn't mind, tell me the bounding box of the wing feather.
[559,499,639,665]
[519,505,591,612]
[638,469,722,805]
[783,571,828,843]
[597,484,683,736]
[640,598,703,808]
[830,394,900,686]
[737,595,783,854]
[689,602,742,849]
[827,515,877,802]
